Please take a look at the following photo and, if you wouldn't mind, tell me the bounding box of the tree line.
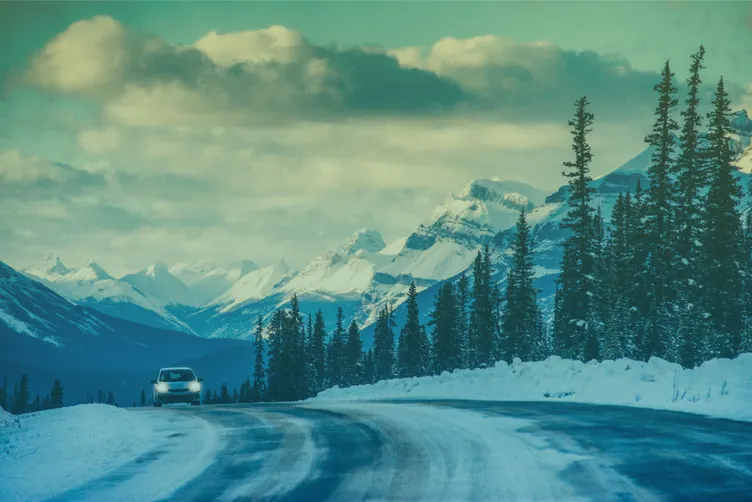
[553,45,752,366]
[0,375,64,415]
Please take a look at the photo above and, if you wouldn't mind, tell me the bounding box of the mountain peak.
[83,259,112,280]
[145,261,169,276]
[345,228,386,254]
[41,253,70,275]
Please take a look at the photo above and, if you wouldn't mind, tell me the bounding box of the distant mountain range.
[8,110,752,349]
[0,261,256,406]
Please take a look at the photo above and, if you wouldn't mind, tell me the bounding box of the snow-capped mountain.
[184,179,548,338]
[170,260,259,305]
[23,254,192,333]
[379,178,548,282]
[121,262,200,308]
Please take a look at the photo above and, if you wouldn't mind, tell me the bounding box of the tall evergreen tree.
[344,320,363,386]
[326,307,346,387]
[265,309,286,401]
[701,77,744,357]
[309,310,327,393]
[674,46,707,271]
[139,389,146,407]
[219,383,230,404]
[641,60,680,360]
[372,306,395,382]
[454,273,470,368]
[106,391,115,406]
[49,379,64,409]
[430,282,462,373]
[251,315,266,402]
[363,349,376,384]
[397,282,423,377]
[468,247,495,367]
[502,209,545,362]
[12,374,30,414]
[555,96,597,360]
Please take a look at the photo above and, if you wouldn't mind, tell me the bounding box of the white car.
[151,367,203,407]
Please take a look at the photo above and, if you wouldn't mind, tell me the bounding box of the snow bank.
[0,404,220,501]
[313,353,752,422]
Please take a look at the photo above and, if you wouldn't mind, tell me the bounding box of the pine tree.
[49,379,64,409]
[106,391,115,406]
[372,306,395,382]
[418,325,431,376]
[43,395,50,410]
[265,309,285,401]
[310,310,327,393]
[219,383,230,403]
[363,349,375,384]
[232,388,239,403]
[454,273,470,368]
[285,295,308,400]
[326,307,346,387]
[12,374,30,414]
[701,77,744,357]
[430,282,462,373]
[251,315,266,402]
[555,96,597,360]
[674,46,707,274]
[140,389,146,407]
[397,282,423,377]
[502,209,545,362]
[468,247,496,368]
[344,320,363,386]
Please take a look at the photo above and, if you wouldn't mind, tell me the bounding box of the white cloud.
[0,150,69,183]
[78,128,121,154]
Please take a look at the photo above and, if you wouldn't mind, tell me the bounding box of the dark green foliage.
[309,310,327,393]
[106,390,116,406]
[372,306,396,381]
[344,320,363,386]
[502,209,545,362]
[430,282,462,373]
[251,315,266,402]
[140,389,146,407]
[326,307,347,387]
[397,282,426,377]
[554,96,597,361]
[49,379,64,409]
[454,273,470,368]
[12,374,30,414]
[219,383,230,404]
[700,77,744,357]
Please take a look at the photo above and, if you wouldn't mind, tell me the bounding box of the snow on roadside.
[313,353,752,422]
[0,404,221,502]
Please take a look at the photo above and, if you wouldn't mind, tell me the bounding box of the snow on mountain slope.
[121,262,199,307]
[1,261,112,347]
[379,178,547,283]
[23,256,193,333]
[206,260,293,313]
[170,260,259,305]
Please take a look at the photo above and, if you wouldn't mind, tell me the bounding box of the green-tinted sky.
[1,1,751,274]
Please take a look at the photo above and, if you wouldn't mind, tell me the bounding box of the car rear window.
[159,369,195,382]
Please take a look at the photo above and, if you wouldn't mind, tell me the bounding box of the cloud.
[78,127,121,154]
[0,150,70,183]
[20,16,664,126]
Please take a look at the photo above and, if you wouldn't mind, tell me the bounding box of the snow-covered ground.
[313,354,752,422]
[0,404,221,502]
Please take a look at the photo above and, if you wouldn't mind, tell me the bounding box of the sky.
[1,0,751,276]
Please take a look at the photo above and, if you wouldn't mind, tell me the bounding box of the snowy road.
[43,401,752,501]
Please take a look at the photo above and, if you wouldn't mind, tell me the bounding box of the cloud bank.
[22,16,663,127]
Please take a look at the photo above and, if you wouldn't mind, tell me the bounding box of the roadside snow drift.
[313,354,752,422]
[0,404,221,502]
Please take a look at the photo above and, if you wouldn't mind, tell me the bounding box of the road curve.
[53,400,752,502]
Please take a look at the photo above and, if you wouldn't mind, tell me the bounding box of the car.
[151,367,203,407]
